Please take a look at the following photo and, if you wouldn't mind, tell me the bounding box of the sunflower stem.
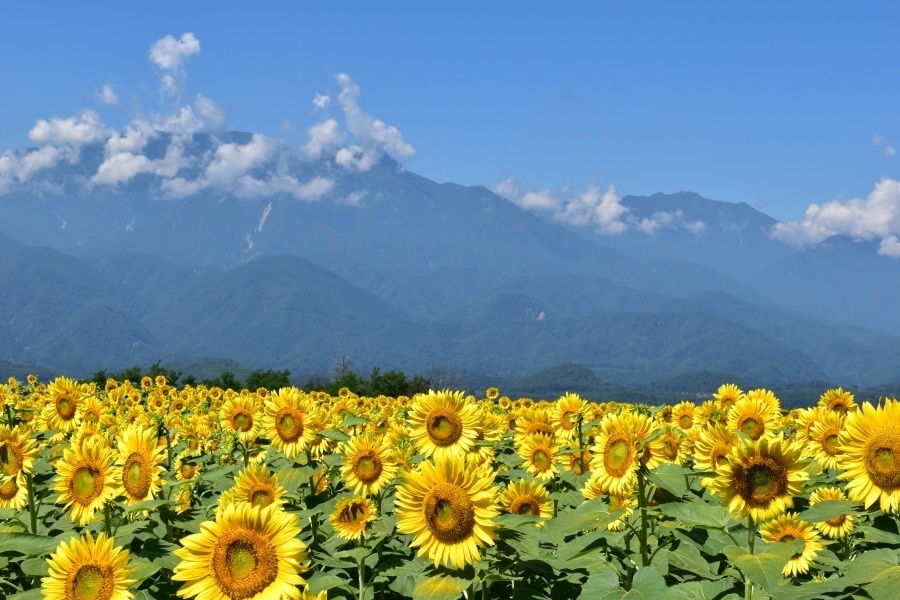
[104,502,112,537]
[4,403,14,427]
[637,468,649,567]
[25,472,37,534]
[357,536,368,600]
[745,515,756,600]
[576,412,585,474]
[241,442,249,468]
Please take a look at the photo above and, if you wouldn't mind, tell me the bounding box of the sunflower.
[793,407,824,457]
[560,440,592,476]
[630,412,665,470]
[485,387,500,401]
[692,424,738,487]
[838,398,900,512]
[499,479,552,521]
[175,452,202,482]
[517,433,560,482]
[330,495,377,541]
[0,425,40,483]
[116,425,165,506]
[658,426,687,465]
[220,395,261,443]
[407,390,479,461]
[714,383,743,414]
[263,388,316,460]
[514,407,555,442]
[54,438,121,526]
[395,456,499,569]
[0,474,27,510]
[552,393,587,442]
[809,411,845,471]
[760,513,823,577]
[173,503,308,600]
[808,486,855,539]
[708,434,808,523]
[43,376,83,436]
[220,464,285,516]
[81,396,105,426]
[42,531,135,600]
[727,393,779,442]
[671,401,697,432]
[341,433,397,497]
[588,412,639,496]
[605,491,637,532]
[819,388,856,417]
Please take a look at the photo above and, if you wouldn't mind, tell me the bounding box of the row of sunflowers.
[0,375,898,599]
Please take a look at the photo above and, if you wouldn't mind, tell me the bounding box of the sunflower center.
[864,431,900,489]
[69,563,113,600]
[339,501,368,525]
[527,423,555,437]
[560,411,576,430]
[832,403,848,416]
[71,466,103,504]
[353,451,383,483]
[275,408,303,442]
[739,415,764,440]
[0,477,18,501]
[823,433,841,456]
[531,449,550,470]
[678,414,693,429]
[735,457,787,506]
[56,394,77,421]
[510,496,540,515]
[825,515,847,528]
[604,436,634,477]
[423,482,476,544]
[232,411,253,432]
[212,530,279,600]
[180,463,196,479]
[427,410,463,446]
[663,436,680,461]
[0,442,23,477]
[123,452,151,500]
[710,443,730,468]
[249,487,274,508]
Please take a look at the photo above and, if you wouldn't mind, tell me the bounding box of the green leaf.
[577,566,621,599]
[648,463,690,497]
[6,590,44,600]
[412,574,471,600]
[124,498,170,513]
[796,500,856,523]
[665,544,720,580]
[0,532,65,556]
[767,577,852,600]
[660,502,733,529]
[319,429,351,443]
[20,556,49,576]
[665,578,736,600]
[722,542,799,592]
[128,556,161,582]
[340,416,369,428]
[306,571,348,594]
[845,548,899,585]
[542,497,625,541]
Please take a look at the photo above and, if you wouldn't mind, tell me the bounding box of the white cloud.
[152,105,204,134]
[105,120,156,154]
[28,110,110,147]
[555,185,629,234]
[335,144,380,172]
[771,178,900,252]
[92,138,187,186]
[336,73,415,162]
[0,146,64,194]
[886,146,896,158]
[194,94,229,133]
[337,190,368,206]
[94,83,119,106]
[206,133,274,185]
[494,176,561,212]
[148,33,200,71]
[879,236,900,257]
[313,93,331,110]
[280,119,297,135]
[302,119,344,160]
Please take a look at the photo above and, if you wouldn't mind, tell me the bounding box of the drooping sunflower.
[175,451,202,482]
[116,425,165,506]
[671,401,697,432]
[588,412,639,496]
[0,473,27,510]
[43,376,83,436]
[0,425,40,483]
[500,479,552,521]
[708,434,808,523]
[714,383,743,414]
[658,426,688,465]
[808,486,855,539]
[173,503,308,600]
[552,392,587,442]
[42,531,135,600]
[395,456,499,569]
[792,407,824,457]
[407,390,479,461]
[809,411,845,471]
[54,438,121,526]
[727,393,780,442]
[692,424,738,487]
[330,495,377,541]
[560,440,592,476]
[630,411,665,470]
[760,513,823,577]
[341,433,397,497]
[517,432,560,482]
[819,388,856,417]
[263,387,316,459]
[838,397,900,512]
[220,395,261,443]
[605,490,637,532]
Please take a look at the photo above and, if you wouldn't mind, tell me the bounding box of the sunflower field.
[1,376,899,600]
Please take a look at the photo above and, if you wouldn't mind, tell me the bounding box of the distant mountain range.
[1,131,898,395]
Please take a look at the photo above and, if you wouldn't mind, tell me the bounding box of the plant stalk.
[745,515,756,600]
[637,468,649,567]
[25,472,37,534]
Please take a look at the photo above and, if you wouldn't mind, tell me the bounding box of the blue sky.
[1,2,898,227]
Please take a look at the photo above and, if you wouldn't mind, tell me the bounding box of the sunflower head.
[819,388,856,416]
[330,495,377,540]
[42,531,136,600]
[500,479,552,522]
[760,513,823,577]
[588,412,639,496]
[407,390,479,460]
[517,432,560,482]
[116,425,165,506]
[838,398,900,512]
[714,383,744,413]
[54,438,121,526]
[340,433,397,497]
[263,387,316,459]
[808,486,855,539]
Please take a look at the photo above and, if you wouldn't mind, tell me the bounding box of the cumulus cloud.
[334,144,380,172]
[771,178,900,255]
[28,110,110,147]
[336,73,415,162]
[92,139,186,186]
[301,119,344,160]
[886,146,896,158]
[0,147,64,194]
[194,94,229,133]
[313,93,331,110]
[94,83,119,106]
[148,33,200,98]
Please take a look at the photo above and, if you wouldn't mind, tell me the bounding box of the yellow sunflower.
[837,398,900,512]
[809,411,845,471]
[587,412,639,496]
[808,486,855,539]
[407,390,479,461]
[0,474,27,510]
[692,423,738,487]
[220,395,261,443]
[499,479,552,521]
[630,412,665,470]
[116,425,165,506]
[552,392,587,442]
[175,452,202,482]
[818,388,856,417]
[517,433,560,482]
[340,433,398,497]
[0,425,40,483]
[173,503,308,600]
[263,387,316,459]
[708,434,808,523]
[714,383,743,414]
[330,495,377,540]
[220,464,285,517]
[43,376,83,436]
[658,426,688,465]
[485,387,500,401]
[42,531,135,600]
[54,438,121,526]
[671,401,697,432]
[395,456,499,569]
[727,393,780,442]
[760,513,823,577]
[605,491,637,532]
[793,407,824,457]
[514,407,555,442]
